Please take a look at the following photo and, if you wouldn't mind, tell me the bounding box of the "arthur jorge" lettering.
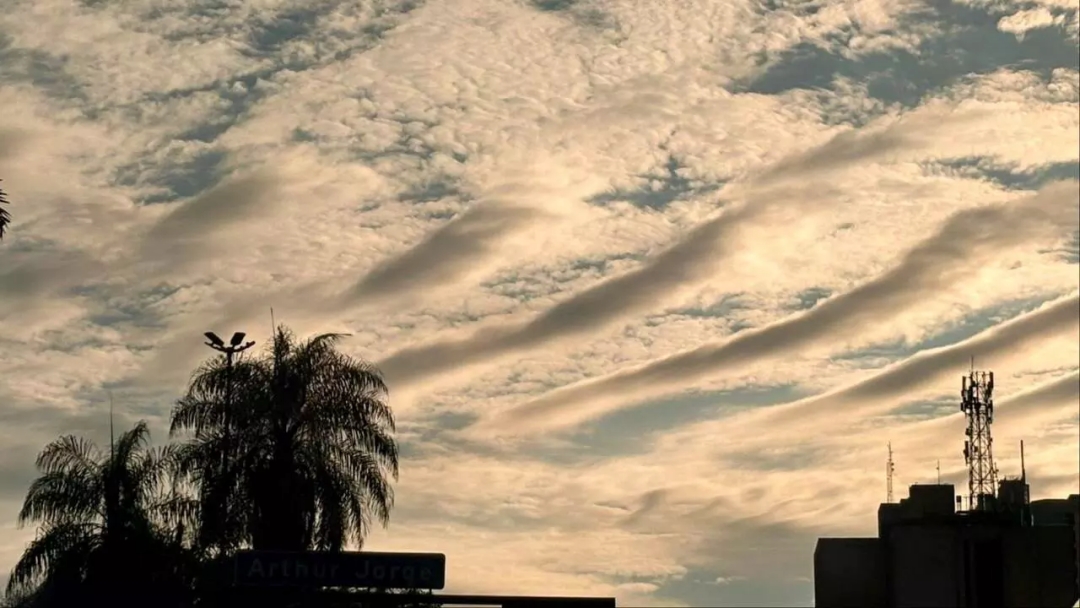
[236,551,447,590]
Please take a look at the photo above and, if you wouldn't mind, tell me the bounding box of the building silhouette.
[816,369,1079,607]
[814,480,1080,607]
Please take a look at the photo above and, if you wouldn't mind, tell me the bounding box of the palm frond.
[35,436,100,477]
[1,584,40,608]
[171,324,400,551]
[6,522,97,594]
[112,421,151,466]
[17,470,102,527]
[12,420,193,603]
[0,179,11,240]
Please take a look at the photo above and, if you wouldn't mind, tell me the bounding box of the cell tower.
[886,442,895,504]
[961,368,998,511]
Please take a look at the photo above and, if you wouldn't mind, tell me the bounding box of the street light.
[204,331,254,357]
[202,330,255,544]
[204,330,255,397]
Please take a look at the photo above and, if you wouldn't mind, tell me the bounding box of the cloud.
[138,167,283,265]
[752,120,916,186]
[0,246,106,337]
[142,173,275,241]
[337,203,543,307]
[998,8,1068,37]
[331,154,603,312]
[778,293,1079,421]
[2,0,1079,605]
[0,128,34,164]
[0,248,100,306]
[482,182,1080,436]
[901,370,1080,452]
[654,293,1079,454]
[999,370,1080,415]
[376,120,950,388]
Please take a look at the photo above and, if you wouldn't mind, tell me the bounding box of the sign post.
[234,550,447,590]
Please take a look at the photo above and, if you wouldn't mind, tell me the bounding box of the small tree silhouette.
[3,422,195,607]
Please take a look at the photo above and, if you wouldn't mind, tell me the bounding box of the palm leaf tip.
[0,179,11,240]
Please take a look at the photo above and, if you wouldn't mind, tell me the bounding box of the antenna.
[108,391,115,458]
[887,442,895,503]
[270,307,280,376]
[960,367,998,511]
[937,460,941,484]
[270,307,278,348]
[1020,440,1026,482]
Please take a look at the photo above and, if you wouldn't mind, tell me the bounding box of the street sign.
[234,550,446,590]
[299,592,616,608]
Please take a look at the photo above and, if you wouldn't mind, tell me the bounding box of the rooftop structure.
[816,483,1079,608]
[814,369,1080,607]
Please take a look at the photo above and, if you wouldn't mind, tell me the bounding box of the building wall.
[905,485,956,518]
[889,525,960,608]
[962,533,1004,608]
[1071,495,1079,600]
[1032,499,1075,526]
[816,492,1080,608]
[1000,525,1079,608]
[814,538,886,608]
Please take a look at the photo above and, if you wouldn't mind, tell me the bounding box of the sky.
[0,0,1078,605]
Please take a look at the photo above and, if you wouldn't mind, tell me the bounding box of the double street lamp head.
[204,331,255,354]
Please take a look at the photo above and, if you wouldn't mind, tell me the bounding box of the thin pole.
[887,443,895,503]
[226,349,234,429]
[108,391,115,458]
[1020,440,1026,482]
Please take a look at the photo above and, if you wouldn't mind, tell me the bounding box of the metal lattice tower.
[961,369,998,511]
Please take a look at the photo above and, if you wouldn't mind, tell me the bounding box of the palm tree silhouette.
[170,325,399,553]
[4,421,194,606]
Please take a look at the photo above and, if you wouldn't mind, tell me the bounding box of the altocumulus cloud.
[483,180,1080,436]
[376,118,955,389]
[0,0,1078,605]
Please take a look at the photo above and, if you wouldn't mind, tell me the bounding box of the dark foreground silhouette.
[3,326,419,608]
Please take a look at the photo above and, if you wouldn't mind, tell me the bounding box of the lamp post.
[204,330,255,429]
[203,332,254,552]
[203,331,255,487]
[204,331,256,410]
